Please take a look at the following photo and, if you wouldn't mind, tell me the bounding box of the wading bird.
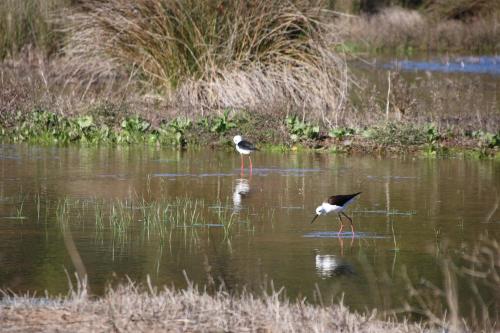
[233,135,258,171]
[310,192,362,233]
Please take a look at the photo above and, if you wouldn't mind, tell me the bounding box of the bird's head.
[233,135,242,144]
[315,205,325,215]
[310,205,325,224]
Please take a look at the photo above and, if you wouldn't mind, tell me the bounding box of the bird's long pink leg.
[342,212,355,235]
[240,155,244,169]
[337,214,344,234]
[338,235,344,256]
[249,156,253,172]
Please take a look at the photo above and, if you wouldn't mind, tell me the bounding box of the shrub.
[64,0,348,119]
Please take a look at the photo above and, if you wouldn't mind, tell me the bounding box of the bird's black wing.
[238,140,258,151]
[327,192,361,206]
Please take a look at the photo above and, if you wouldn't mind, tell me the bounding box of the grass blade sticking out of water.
[50,195,261,248]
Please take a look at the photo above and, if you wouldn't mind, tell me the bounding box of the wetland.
[1,1,500,331]
[1,145,499,319]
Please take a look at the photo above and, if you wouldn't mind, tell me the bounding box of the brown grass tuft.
[0,277,425,332]
[62,0,348,121]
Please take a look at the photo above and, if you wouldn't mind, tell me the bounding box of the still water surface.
[0,144,499,312]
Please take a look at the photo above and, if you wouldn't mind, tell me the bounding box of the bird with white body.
[233,135,258,171]
[310,192,362,233]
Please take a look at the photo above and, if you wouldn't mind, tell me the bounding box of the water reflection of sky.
[304,231,389,239]
[384,56,500,75]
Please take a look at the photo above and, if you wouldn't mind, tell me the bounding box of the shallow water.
[0,144,499,313]
[384,55,500,75]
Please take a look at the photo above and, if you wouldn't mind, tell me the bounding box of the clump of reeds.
[0,0,71,60]
[63,0,348,121]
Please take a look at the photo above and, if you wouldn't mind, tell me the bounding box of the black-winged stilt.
[310,192,361,233]
[233,135,258,170]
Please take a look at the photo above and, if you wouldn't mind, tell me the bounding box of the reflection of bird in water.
[315,254,354,278]
[233,178,250,212]
[310,192,362,233]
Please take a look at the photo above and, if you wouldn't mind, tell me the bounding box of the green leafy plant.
[329,127,355,140]
[159,117,192,146]
[425,124,441,144]
[68,115,95,142]
[118,116,151,143]
[197,117,211,131]
[468,130,500,149]
[210,109,237,135]
[286,115,319,142]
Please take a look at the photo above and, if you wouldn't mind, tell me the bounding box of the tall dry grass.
[336,6,500,52]
[338,7,426,50]
[0,276,425,332]
[63,0,348,121]
[0,0,72,60]
[424,0,500,20]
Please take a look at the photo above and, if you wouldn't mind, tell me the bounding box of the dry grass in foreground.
[0,278,423,333]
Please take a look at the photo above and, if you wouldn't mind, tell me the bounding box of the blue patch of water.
[384,56,500,75]
[303,231,389,239]
[181,223,225,228]
[151,159,178,163]
[153,172,233,177]
[239,167,321,176]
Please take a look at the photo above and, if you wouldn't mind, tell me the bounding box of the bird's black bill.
[310,214,319,224]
